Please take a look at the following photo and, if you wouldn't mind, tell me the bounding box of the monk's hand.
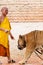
[10,35,15,39]
[0,28,8,33]
[10,32,15,40]
[5,30,9,33]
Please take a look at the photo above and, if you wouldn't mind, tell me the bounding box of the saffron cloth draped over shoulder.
[0,17,11,48]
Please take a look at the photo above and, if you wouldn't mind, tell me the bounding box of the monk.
[0,7,15,63]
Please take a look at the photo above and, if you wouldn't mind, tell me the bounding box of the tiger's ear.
[19,35,22,38]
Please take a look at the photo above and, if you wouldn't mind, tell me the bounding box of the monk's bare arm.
[0,16,1,24]
[9,32,15,39]
[0,27,8,32]
[0,28,14,39]
[0,16,6,31]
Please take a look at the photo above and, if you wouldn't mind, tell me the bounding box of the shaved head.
[1,7,8,16]
[1,7,8,11]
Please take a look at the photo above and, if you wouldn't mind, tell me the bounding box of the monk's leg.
[6,44,15,63]
[5,43,11,63]
[6,48,10,60]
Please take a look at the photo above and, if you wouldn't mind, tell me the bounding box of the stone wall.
[0,0,43,22]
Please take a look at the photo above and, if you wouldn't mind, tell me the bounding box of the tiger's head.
[18,35,26,50]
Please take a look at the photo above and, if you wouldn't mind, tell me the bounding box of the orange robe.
[0,17,11,57]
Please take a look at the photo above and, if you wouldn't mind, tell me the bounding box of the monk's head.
[1,7,8,16]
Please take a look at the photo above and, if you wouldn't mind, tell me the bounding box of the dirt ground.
[0,39,43,65]
[0,52,43,65]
